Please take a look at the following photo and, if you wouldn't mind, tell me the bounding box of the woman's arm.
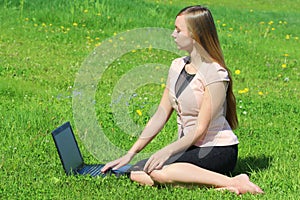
[144,81,228,173]
[101,88,173,172]
[128,88,174,154]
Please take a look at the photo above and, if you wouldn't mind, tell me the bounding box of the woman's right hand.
[101,152,135,173]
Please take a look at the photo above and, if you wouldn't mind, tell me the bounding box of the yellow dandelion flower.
[107,16,111,20]
[95,37,100,40]
[235,70,241,75]
[131,49,137,53]
[295,37,299,40]
[136,109,142,116]
[119,36,124,41]
[238,88,249,94]
[268,21,274,25]
[42,23,47,27]
[148,44,152,51]
[73,22,78,27]
[250,9,254,12]
[285,35,290,40]
[97,13,101,16]
[259,21,265,25]
[113,32,117,36]
[95,43,101,47]
[83,9,88,13]
[161,83,166,88]
[271,27,275,31]
[25,18,29,21]
[282,63,287,68]
[34,24,38,27]
[229,27,233,31]
[108,39,113,43]
[258,91,264,96]
[283,53,289,57]
[222,23,227,27]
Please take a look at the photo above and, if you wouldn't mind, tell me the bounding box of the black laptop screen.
[52,122,83,174]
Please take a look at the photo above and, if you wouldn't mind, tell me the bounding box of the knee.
[149,170,171,184]
[130,171,154,186]
[130,172,140,182]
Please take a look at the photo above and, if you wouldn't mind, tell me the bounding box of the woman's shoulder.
[171,56,189,65]
[198,62,230,85]
[170,56,189,70]
[203,61,227,71]
[200,62,228,74]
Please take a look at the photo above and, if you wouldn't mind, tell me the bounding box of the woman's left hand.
[143,148,172,173]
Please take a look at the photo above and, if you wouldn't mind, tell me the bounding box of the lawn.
[0,0,299,199]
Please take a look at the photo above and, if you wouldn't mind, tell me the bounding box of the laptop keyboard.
[77,164,131,177]
[79,165,106,177]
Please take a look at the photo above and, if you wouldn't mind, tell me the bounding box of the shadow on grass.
[233,154,273,176]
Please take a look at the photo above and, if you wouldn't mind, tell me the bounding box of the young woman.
[102,5,263,195]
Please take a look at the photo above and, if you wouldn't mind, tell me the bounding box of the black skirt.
[128,144,238,175]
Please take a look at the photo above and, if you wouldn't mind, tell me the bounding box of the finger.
[101,165,110,172]
[112,162,125,170]
[101,162,116,172]
[147,160,159,173]
[147,162,158,173]
[143,158,153,173]
[155,162,164,171]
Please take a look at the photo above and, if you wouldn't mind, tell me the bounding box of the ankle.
[228,176,238,188]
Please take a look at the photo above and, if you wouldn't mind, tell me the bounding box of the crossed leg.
[130,162,263,195]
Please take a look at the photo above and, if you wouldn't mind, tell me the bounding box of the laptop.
[51,121,131,177]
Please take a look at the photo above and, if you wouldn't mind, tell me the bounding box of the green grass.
[0,0,299,199]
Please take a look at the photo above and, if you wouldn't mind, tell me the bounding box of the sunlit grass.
[0,0,299,199]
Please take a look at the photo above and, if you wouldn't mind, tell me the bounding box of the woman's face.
[172,15,193,52]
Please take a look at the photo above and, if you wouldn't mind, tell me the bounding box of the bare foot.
[215,186,240,195]
[232,174,264,195]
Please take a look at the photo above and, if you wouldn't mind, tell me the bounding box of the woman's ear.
[190,31,194,39]
[192,38,197,44]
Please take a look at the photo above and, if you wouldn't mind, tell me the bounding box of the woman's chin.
[175,45,184,50]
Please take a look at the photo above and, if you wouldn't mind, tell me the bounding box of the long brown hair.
[177,5,238,129]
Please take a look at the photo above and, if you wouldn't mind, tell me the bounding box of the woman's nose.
[171,30,177,38]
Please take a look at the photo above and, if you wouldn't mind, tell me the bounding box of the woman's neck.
[188,46,202,71]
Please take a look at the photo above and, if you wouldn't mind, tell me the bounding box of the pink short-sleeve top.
[167,57,239,147]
